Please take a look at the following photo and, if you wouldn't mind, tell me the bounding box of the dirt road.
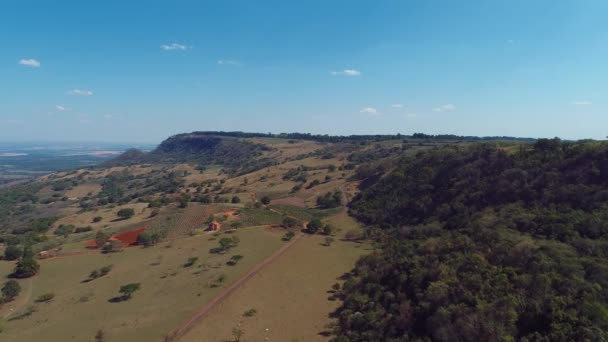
[165,232,304,341]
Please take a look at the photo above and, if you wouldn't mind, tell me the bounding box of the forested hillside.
[333,139,608,341]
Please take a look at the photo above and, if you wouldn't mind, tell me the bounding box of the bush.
[99,264,113,276]
[306,218,323,234]
[231,196,241,204]
[243,308,257,317]
[103,240,124,253]
[3,245,22,261]
[54,224,75,236]
[35,293,55,303]
[13,253,39,278]
[118,283,140,300]
[74,226,93,233]
[282,216,299,229]
[95,231,109,248]
[227,255,243,266]
[260,196,271,205]
[92,216,103,223]
[184,257,199,267]
[137,231,161,247]
[282,231,295,241]
[116,208,135,220]
[316,191,342,209]
[1,280,21,302]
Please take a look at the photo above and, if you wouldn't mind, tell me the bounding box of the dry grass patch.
[0,226,284,342]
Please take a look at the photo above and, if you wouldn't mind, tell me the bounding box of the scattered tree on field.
[118,283,140,300]
[1,280,21,303]
[116,208,135,220]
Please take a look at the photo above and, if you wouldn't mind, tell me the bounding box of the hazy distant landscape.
[3,1,608,341]
[0,143,155,186]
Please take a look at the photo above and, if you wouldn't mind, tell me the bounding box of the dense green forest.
[332,139,608,341]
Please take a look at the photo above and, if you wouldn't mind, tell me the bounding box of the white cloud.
[160,43,190,51]
[406,113,417,118]
[360,107,381,116]
[433,104,456,112]
[571,100,592,105]
[218,60,243,67]
[55,105,67,111]
[331,69,361,76]
[67,89,93,96]
[391,104,404,108]
[19,59,41,67]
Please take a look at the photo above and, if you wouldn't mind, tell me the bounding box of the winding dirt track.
[166,232,305,341]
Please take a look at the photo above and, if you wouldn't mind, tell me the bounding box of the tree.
[3,245,22,261]
[118,283,141,300]
[282,231,295,241]
[103,240,124,253]
[306,218,323,234]
[95,329,105,342]
[261,196,271,205]
[282,216,299,229]
[13,255,40,278]
[1,280,21,302]
[324,236,334,246]
[179,194,190,208]
[95,231,109,248]
[117,208,135,220]
[231,196,241,204]
[322,224,333,235]
[316,191,342,209]
[137,231,161,247]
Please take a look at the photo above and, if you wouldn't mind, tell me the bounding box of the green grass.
[237,208,284,227]
[270,204,341,222]
[181,211,371,342]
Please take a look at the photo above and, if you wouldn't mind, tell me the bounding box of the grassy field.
[181,211,370,342]
[0,226,284,341]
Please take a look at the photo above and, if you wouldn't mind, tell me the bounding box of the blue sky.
[1,0,608,143]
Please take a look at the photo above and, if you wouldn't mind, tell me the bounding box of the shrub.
[92,216,103,223]
[243,308,257,317]
[99,265,113,276]
[95,231,109,249]
[184,257,199,267]
[260,196,271,205]
[3,245,22,261]
[282,217,299,229]
[103,240,124,253]
[227,255,243,266]
[116,208,135,220]
[282,231,295,241]
[75,226,93,233]
[231,196,241,204]
[54,224,75,236]
[1,280,21,302]
[306,218,323,234]
[118,283,140,300]
[35,293,55,303]
[13,253,39,278]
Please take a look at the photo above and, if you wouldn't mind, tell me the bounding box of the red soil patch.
[85,227,145,248]
[270,197,306,208]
